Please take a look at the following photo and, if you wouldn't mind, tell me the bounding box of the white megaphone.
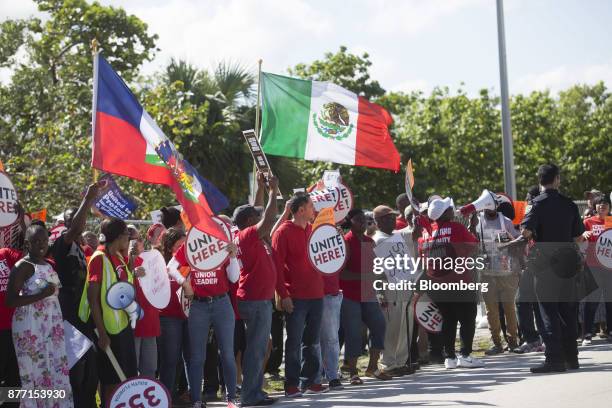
[106,281,144,329]
[459,189,498,216]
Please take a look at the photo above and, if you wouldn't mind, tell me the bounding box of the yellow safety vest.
[78,250,133,335]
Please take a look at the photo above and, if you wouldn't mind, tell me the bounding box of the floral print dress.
[11,260,73,408]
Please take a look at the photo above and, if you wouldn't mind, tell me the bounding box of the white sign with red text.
[0,172,18,228]
[109,377,170,408]
[308,224,347,275]
[595,228,612,270]
[185,217,231,272]
[138,251,171,309]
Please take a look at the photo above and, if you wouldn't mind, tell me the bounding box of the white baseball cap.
[428,197,454,221]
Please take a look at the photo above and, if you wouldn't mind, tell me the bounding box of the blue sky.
[2,0,611,96]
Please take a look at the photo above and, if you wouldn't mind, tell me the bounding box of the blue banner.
[94,175,137,220]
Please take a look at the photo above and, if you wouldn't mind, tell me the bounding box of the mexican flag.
[260,73,400,171]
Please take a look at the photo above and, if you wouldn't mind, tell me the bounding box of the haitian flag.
[91,53,229,240]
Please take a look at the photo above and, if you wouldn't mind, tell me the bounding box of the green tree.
[0,0,157,216]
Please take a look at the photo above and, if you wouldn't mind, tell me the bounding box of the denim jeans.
[134,336,157,379]
[238,300,272,404]
[341,298,386,359]
[316,293,342,382]
[285,298,323,389]
[159,316,190,394]
[188,295,236,403]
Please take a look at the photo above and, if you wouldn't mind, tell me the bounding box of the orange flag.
[30,209,47,223]
[512,201,527,225]
[313,207,335,229]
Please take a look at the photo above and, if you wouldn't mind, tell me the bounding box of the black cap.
[232,205,264,228]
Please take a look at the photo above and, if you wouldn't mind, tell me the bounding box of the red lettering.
[143,385,161,406]
[129,393,145,408]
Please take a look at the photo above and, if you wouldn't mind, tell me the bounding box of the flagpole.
[91,38,99,183]
[251,59,263,204]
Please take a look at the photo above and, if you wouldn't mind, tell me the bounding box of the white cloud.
[0,0,39,20]
[391,78,431,93]
[513,61,612,93]
[100,0,333,76]
[365,0,487,35]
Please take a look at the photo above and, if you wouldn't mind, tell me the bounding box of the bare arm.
[6,262,55,308]
[253,171,266,207]
[256,176,279,240]
[271,200,291,237]
[64,180,109,245]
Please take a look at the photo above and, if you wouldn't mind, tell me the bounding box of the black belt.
[193,293,226,303]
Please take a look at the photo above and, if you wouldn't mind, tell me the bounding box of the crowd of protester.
[0,167,610,407]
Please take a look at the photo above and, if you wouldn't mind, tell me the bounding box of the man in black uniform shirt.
[521,164,584,373]
[51,180,107,407]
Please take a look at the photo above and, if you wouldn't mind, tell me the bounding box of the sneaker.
[192,402,204,408]
[457,355,485,368]
[444,357,458,369]
[513,340,539,354]
[581,337,592,346]
[241,397,277,407]
[284,386,302,398]
[302,384,329,394]
[485,344,504,355]
[328,379,344,390]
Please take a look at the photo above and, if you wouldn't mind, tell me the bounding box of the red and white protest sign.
[0,172,18,228]
[309,188,339,212]
[414,293,443,333]
[185,217,231,272]
[308,182,353,224]
[109,377,170,408]
[137,251,171,309]
[308,224,347,275]
[595,228,612,270]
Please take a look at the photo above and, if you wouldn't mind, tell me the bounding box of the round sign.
[0,172,18,228]
[109,376,171,408]
[137,250,171,309]
[185,217,231,272]
[308,182,353,224]
[595,228,612,270]
[332,182,354,224]
[307,223,347,275]
[413,292,443,333]
[309,188,339,212]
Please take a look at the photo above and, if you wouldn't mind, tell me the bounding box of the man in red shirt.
[421,198,484,370]
[579,195,611,343]
[273,192,327,397]
[0,246,23,406]
[233,174,279,407]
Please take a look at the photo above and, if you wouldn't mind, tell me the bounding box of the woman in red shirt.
[172,237,240,406]
[84,218,138,404]
[156,228,192,403]
[340,209,388,385]
[579,196,611,343]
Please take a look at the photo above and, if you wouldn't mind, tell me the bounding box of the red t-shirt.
[174,243,230,297]
[235,226,277,301]
[339,231,375,302]
[159,279,186,319]
[88,253,129,283]
[584,216,607,267]
[228,281,241,320]
[395,216,408,230]
[133,257,161,338]
[421,220,478,283]
[0,248,23,330]
[273,221,324,299]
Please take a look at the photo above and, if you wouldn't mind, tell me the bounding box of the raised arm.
[256,176,279,240]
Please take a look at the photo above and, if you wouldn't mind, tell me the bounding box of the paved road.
[212,340,612,408]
